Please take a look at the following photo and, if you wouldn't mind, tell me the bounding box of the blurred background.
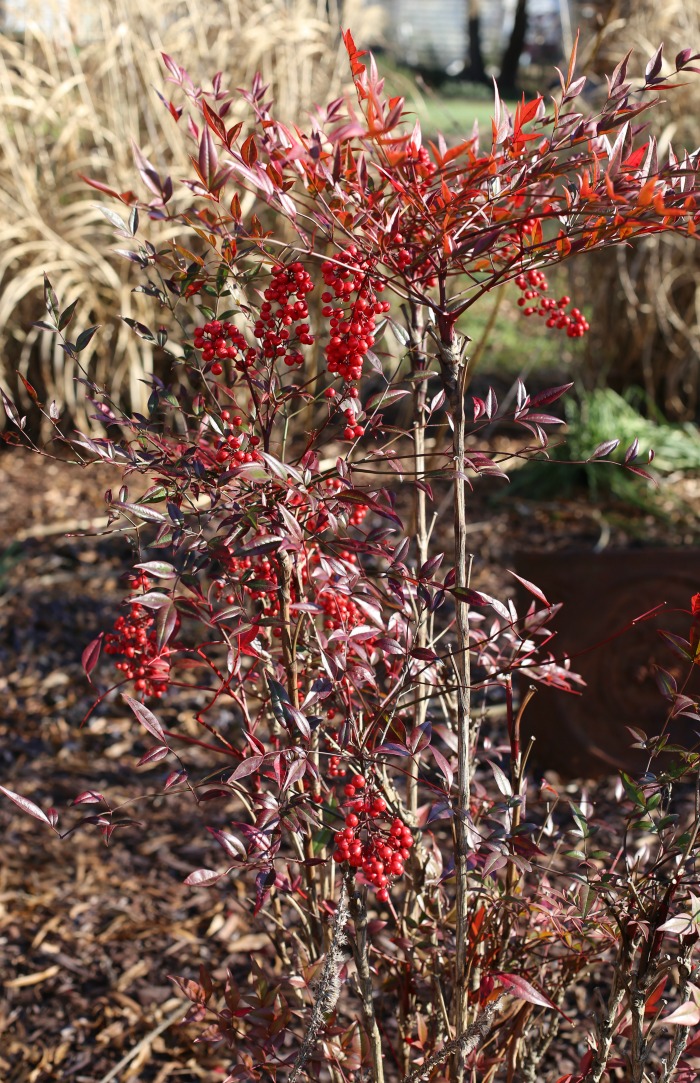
[0,0,698,427]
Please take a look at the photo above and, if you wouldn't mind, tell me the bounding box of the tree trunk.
[499,0,528,96]
[466,0,487,83]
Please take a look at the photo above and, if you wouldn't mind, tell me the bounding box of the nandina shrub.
[4,32,700,1083]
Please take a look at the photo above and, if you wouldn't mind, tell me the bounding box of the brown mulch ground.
[2,444,700,1081]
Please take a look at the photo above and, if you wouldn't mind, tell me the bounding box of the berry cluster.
[515,270,590,337]
[104,574,172,698]
[193,320,253,375]
[306,477,368,532]
[321,245,390,387]
[253,261,315,366]
[332,775,413,902]
[211,409,262,467]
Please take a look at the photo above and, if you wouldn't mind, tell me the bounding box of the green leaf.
[76,325,100,352]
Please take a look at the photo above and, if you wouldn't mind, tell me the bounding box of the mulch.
[1,444,699,1081]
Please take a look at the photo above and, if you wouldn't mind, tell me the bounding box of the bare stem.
[346,872,385,1083]
[289,880,350,1083]
[400,997,503,1083]
[409,302,428,819]
[433,326,472,1080]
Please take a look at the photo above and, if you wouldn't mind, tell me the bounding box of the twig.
[346,872,385,1083]
[433,327,473,1081]
[400,996,503,1083]
[289,880,350,1083]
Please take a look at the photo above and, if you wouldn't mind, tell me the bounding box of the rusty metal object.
[514,548,700,778]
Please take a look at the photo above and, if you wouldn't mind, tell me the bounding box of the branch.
[288,880,350,1083]
[400,997,503,1083]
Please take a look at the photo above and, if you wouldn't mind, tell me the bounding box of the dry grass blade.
[0,0,382,429]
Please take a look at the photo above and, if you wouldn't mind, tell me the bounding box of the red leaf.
[0,785,52,825]
[508,571,550,606]
[81,633,103,681]
[495,972,559,1011]
[122,694,166,742]
[184,868,228,887]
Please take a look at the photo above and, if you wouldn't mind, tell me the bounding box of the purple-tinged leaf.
[284,704,311,740]
[114,501,167,524]
[509,571,549,606]
[127,590,172,609]
[208,828,246,859]
[135,560,177,579]
[155,602,178,651]
[495,972,559,1011]
[430,745,454,788]
[122,694,166,742]
[1,390,22,428]
[624,438,639,464]
[663,1002,700,1026]
[529,383,574,408]
[72,791,105,805]
[625,465,655,482]
[184,868,228,887]
[76,325,100,352]
[230,755,264,782]
[482,851,508,876]
[487,760,513,796]
[81,633,103,681]
[373,742,410,757]
[645,44,664,83]
[164,770,187,790]
[0,785,52,825]
[282,756,308,794]
[137,745,170,766]
[589,438,620,460]
[521,413,565,426]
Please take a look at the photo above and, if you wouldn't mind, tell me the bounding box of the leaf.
[72,791,105,805]
[114,501,167,524]
[184,868,228,887]
[128,591,172,609]
[135,561,177,579]
[663,1002,700,1026]
[122,694,166,743]
[137,745,170,766]
[645,44,664,83]
[487,760,513,796]
[589,438,620,460]
[508,571,549,606]
[122,317,155,341]
[0,785,52,825]
[81,633,103,680]
[495,972,560,1012]
[76,326,100,352]
[230,755,264,782]
[430,745,454,788]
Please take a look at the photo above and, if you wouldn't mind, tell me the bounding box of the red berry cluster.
[193,320,252,375]
[104,574,171,698]
[211,409,262,467]
[515,270,590,337]
[321,245,390,386]
[253,261,315,367]
[311,477,368,531]
[332,775,413,902]
[328,754,346,779]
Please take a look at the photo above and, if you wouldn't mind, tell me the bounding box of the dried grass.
[578,1,700,418]
[0,0,382,426]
